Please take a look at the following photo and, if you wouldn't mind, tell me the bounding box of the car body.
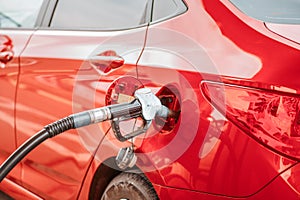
[0,0,300,199]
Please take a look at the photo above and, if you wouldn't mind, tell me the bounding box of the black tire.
[101,172,158,200]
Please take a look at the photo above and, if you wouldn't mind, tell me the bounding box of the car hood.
[265,23,300,44]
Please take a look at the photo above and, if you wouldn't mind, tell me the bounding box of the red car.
[1,0,300,199]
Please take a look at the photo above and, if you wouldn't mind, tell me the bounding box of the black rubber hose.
[0,99,148,182]
[0,129,49,182]
[0,116,75,182]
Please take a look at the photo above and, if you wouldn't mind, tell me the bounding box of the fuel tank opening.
[154,85,181,134]
[106,77,181,136]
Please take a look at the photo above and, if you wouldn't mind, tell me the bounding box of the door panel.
[0,30,34,182]
[17,28,147,199]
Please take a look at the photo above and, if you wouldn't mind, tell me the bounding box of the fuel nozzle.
[111,88,170,142]
[63,88,169,142]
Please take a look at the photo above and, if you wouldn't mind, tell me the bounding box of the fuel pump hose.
[0,99,144,182]
[0,88,172,182]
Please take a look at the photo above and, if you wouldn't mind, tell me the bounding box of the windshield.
[229,0,300,24]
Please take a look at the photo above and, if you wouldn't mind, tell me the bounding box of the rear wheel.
[101,172,158,200]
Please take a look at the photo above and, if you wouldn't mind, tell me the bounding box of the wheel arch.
[88,157,162,199]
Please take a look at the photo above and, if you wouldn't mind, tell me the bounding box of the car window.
[0,0,44,28]
[229,0,300,24]
[50,0,150,30]
[152,0,187,23]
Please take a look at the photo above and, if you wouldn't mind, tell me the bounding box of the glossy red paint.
[0,0,300,199]
[135,0,300,198]
[0,30,36,189]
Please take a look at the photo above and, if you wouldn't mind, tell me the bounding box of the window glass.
[152,0,187,22]
[230,0,300,24]
[50,0,150,30]
[0,0,43,28]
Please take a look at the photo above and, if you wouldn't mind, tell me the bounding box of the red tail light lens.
[201,81,300,161]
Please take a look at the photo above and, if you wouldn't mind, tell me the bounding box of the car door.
[0,0,44,184]
[16,0,151,198]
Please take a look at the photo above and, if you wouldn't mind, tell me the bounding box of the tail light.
[201,81,300,161]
